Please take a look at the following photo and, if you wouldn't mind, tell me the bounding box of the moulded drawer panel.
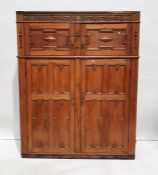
[81,24,131,56]
[25,23,75,56]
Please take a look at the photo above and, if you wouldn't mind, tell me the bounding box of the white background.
[0,0,158,141]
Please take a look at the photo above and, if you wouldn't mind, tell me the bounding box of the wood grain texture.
[17,11,140,159]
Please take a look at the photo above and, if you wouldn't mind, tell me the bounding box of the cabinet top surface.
[16,11,140,13]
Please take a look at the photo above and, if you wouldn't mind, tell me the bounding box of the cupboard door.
[81,24,131,56]
[80,59,130,154]
[25,23,75,56]
[26,59,75,153]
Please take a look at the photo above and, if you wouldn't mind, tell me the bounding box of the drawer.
[81,24,131,56]
[25,23,75,56]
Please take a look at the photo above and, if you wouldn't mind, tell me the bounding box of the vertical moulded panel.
[30,100,50,153]
[51,100,74,153]
[105,100,125,148]
[85,65,104,95]
[53,64,71,94]
[107,65,126,95]
[82,100,103,149]
[31,64,49,94]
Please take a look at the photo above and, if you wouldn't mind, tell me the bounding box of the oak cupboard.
[16,11,140,159]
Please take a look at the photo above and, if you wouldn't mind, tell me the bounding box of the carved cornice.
[23,14,135,23]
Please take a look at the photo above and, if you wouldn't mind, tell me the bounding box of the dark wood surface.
[17,11,140,159]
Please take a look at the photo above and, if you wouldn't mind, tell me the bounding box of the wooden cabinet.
[16,11,140,159]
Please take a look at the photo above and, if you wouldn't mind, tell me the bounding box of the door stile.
[74,59,81,152]
[80,60,86,151]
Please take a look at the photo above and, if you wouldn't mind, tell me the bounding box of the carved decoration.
[37,100,44,104]
[37,64,43,71]
[58,64,65,71]
[114,89,120,94]
[114,64,121,71]
[18,32,23,49]
[92,88,97,94]
[99,37,113,42]
[58,88,65,94]
[91,64,97,71]
[24,14,133,22]
[43,36,56,42]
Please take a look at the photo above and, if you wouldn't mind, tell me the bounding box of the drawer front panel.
[25,23,75,56]
[81,24,131,56]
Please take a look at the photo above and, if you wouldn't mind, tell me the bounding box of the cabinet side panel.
[18,59,28,154]
[17,12,28,154]
[128,59,138,155]
[128,18,140,155]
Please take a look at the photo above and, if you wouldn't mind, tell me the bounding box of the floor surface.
[0,140,158,175]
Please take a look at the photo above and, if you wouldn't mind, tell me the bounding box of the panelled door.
[80,59,130,154]
[26,59,75,153]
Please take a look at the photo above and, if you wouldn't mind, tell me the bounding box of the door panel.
[25,23,75,56]
[53,63,71,94]
[31,64,49,94]
[27,59,75,153]
[80,59,130,154]
[52,100,74,152]
[81,24,131,56]
[105,100,125,148]
[108,65,126,94]
[82,100,103,149]
[31,100,50,151]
